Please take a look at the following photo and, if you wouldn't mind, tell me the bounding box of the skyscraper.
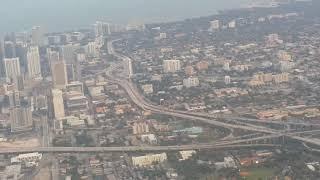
[7,91,21,108]
[10,106,33,132]
[66,64,75,82]
[47,48,60,63]
[31,26,44,46]
[208,20,220,31]
[4,58,21,80]
[0,40,5,77]
[15,41,27,68]
[4,41,16,58]
[51,61,68,89]
[27,46,42,79]
[94,21,111,37]
[60,44,79,64]
[84,42,99,57]
[52,89,65,119]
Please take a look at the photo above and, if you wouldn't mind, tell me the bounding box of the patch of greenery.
[240,168,275,180]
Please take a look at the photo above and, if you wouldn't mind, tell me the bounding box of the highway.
[0,144,279,154]
[107,40,277,134]
[106,39,320,148]
[0,39,318,156]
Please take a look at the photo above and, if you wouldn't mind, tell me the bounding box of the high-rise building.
[208,20,220,31]
[31,26,44,46]
[59,34,70,44]
[4,41,16,58]
[52,89,65,119]
[94,21,111,37]
[7,91,21,107]
[66,64,75,82]
[16,31,28,43]
[47,35,60,45]
[84,42,99,57]
[0,40,5,77]
[60,44,79,64]
[125,58,133,78]
[225,76,231,85]
[228,20,236,28]
[74,60,82,81]
[10,106,33,132]
[70,32,83,42]
[15,42,27,68]
[51,61,68,89]
[163,60,181,73]
[12,75,24,91]
[4,58,21,80]
[4,32,16,43]
[27,46,42,79]
[47,48,60,63]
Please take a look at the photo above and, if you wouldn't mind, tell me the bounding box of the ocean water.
[0,0,250,33]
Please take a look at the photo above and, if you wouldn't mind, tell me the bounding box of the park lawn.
[240,167,275,180]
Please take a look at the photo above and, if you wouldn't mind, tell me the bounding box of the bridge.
[106,39,320,149]
[0,40,316,155]
[0,131,289,154]
[0,144,280,154]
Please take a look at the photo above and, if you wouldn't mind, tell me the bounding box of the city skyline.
[0,0,250,34]
[0,0,319,179]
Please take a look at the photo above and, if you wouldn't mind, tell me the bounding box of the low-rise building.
[132,153,167,167]
[11,153,42,165]
[65,92,89,115]
[196,61,209,71]
[183,77,199,88]
[141,134,157,144]
[179,150,196,161]
[132,122,150,135]
[141,84,154,94]
[215,156,237,169]
[58,116,86,127]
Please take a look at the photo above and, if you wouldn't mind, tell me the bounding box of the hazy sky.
[0,0,250,33]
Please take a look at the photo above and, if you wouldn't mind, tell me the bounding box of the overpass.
[0,144,279,154]
[106,40,320,148]
[104,46,278,134]
[0,132,285,154]
[2,128,319,154]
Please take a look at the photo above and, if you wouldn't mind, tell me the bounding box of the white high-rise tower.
[27,46,42,79]
[52,89,65,119]
[4,58,21,80]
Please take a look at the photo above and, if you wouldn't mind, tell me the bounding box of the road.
[3,40,318,157]
[107,40,278,134]
[0,144,279,154]
[106,39,320,148]
[41,115,51,147]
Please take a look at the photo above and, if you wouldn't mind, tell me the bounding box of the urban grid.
[0,0,320,179]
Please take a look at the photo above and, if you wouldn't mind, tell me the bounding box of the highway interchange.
[0,39,320,154]
[106,39,320,148]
